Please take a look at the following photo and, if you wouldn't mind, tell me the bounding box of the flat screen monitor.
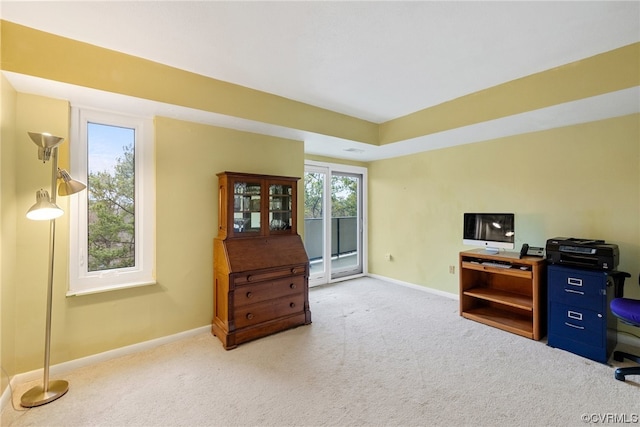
[463,213,515,253]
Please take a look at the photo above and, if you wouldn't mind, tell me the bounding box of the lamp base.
[20,380,69,408]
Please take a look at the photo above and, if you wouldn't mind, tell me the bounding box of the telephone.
[519,243,544,258]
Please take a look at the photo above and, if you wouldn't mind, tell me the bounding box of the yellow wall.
[12,94,70,373]
[305,153,368,169]
[368,113,640,327]
[379,44,640,144]
[0,73,18,391]
[0,20,378,146]
[3,91,305,375]
[153,116,305,336]
[1,18,639,386]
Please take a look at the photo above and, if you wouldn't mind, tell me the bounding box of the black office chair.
[610,272,640,382]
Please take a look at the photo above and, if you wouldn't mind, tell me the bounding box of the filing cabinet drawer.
[548,266,607,310]
[547,332,609,364]
[548,302,605,346]
[547,265,617,363]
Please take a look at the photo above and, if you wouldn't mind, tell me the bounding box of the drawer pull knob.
[564,289,584,295]
[564,322,584,330]
[290,283,296,289]
[246,275,254,282]
[246,313,254,320]
[291,267,300,274]
[246,292,253,299]
[289,302,296,308]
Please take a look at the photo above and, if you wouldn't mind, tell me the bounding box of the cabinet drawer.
[548,302,605,346]
[234,294,306,329]
[233,265,306,285]
[234,276,304,308]
[548,266,606,309]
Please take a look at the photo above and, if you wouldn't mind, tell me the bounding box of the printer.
[545,237,619,271]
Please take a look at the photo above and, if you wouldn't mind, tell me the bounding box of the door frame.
[304,160,368,286]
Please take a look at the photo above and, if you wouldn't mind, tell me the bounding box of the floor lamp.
[20,131,86,408]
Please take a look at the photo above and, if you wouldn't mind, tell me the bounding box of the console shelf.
[462,307,533,338]
[463,288,533,311]
[459,249,546,340]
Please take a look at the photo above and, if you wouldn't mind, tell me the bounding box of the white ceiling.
[2,1,639,161]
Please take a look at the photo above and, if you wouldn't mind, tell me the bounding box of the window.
[68,107,155,296]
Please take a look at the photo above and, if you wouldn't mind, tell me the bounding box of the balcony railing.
[304,217,357,260]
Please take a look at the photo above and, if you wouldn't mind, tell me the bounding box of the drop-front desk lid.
[222,235,309,273]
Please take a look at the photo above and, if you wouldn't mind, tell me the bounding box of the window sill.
[66,280,157,297]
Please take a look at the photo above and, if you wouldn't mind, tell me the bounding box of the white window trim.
[68,107,156,296]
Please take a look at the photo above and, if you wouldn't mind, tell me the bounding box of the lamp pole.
[21,144,69,407]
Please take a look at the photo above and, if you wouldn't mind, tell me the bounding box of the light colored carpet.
[3,277,639,426]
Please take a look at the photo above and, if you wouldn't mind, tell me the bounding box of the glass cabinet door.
[269,183,293,233]
[233,181,261,234]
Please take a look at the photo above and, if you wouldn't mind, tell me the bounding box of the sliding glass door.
[303,162,367,285]
[303,166,327,281]
[330,172,362,278]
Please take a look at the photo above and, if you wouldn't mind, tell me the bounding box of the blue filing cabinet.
[547,265,617,363]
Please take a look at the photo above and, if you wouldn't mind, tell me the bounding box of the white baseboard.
[367,273,459,300]
[617,332,640,348]
[1,325,210,412]
[2,281,639,413]
[0,380,11,415]
[367,273,640,349]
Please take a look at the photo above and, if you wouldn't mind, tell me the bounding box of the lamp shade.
[57,169,87,196]
[28,132,64,162]
[26,189,63,221]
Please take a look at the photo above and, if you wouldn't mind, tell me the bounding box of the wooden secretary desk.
[212,172,311,349]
